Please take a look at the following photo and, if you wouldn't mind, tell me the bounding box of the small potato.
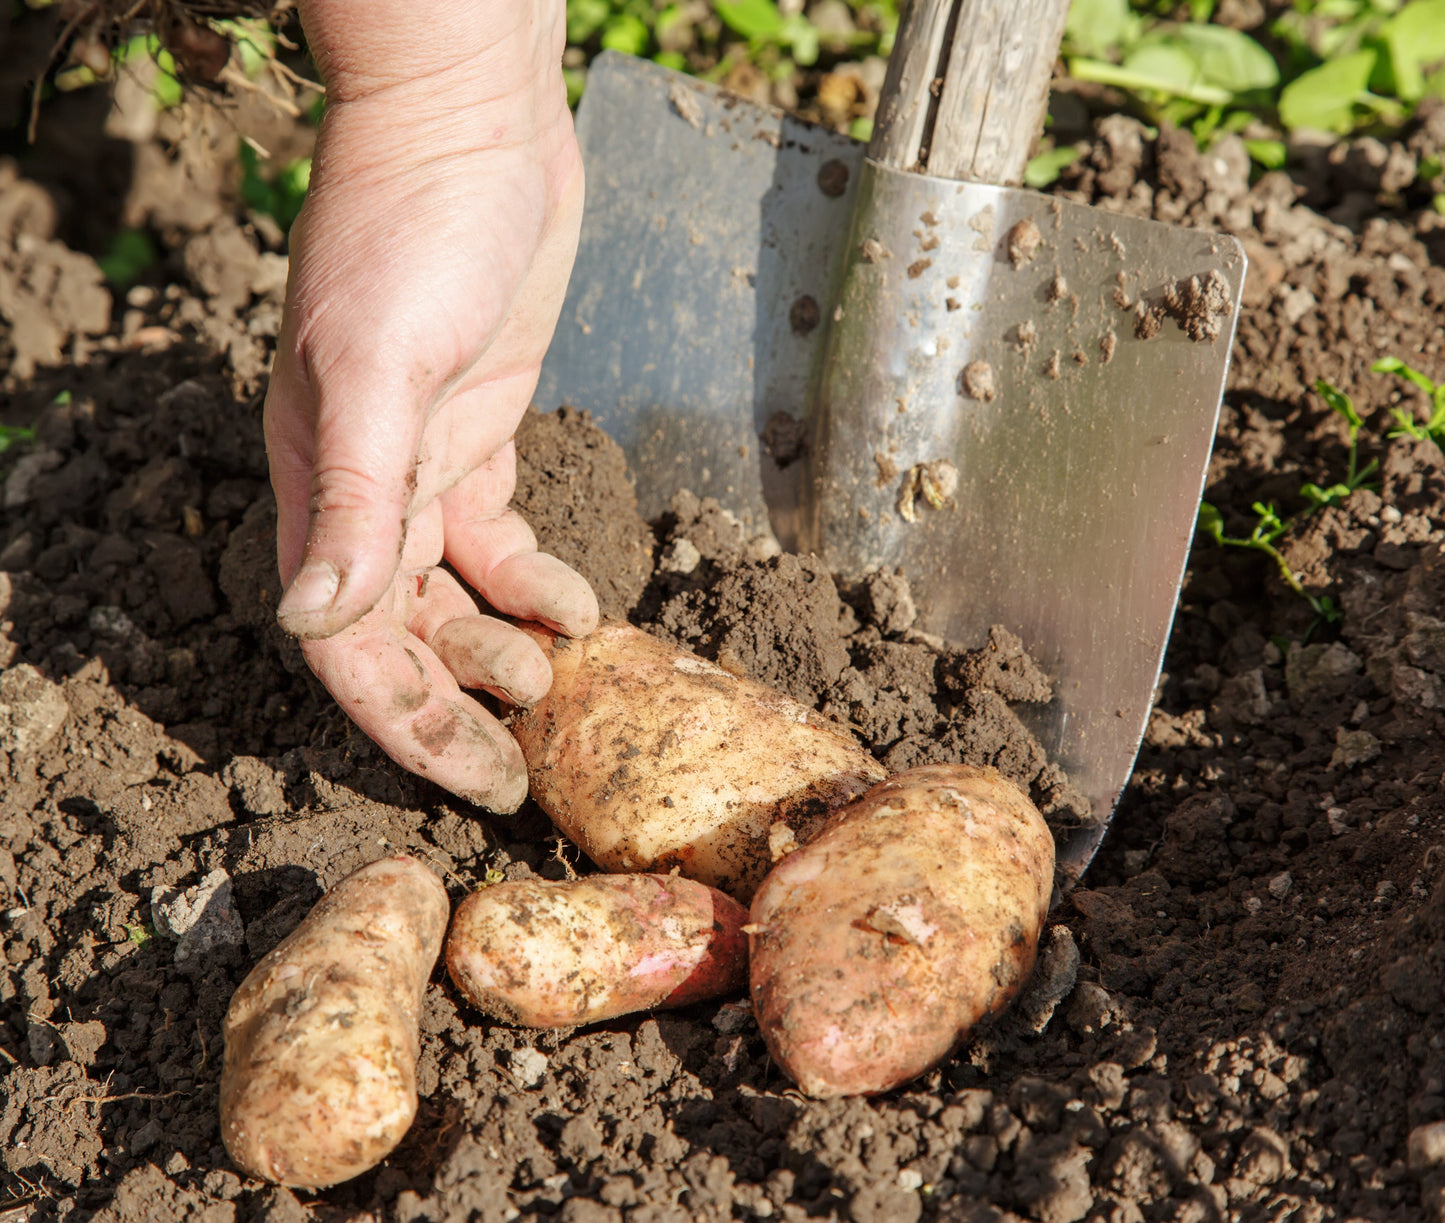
[510,624,885,900]
[447,874,749,1027]
[749,765,1054,1098]
[220,856,449,1188]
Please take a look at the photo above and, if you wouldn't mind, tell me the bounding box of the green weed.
[1025,145,1085,188]
[1062,0,1443,180]
[1373,355,1445,451]
[1300,377,1378,508]
[239,141,311,232]
[97,228,160,289]
[1196,378,1382,632]
[1197,499,1340,627]
[121,921,156,948]
[0,423,36,458]
[1274,0,1445,133]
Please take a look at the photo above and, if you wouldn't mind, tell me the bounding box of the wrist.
[300,1,563,99]
[299,1,575,179]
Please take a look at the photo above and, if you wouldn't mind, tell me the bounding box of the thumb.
[265,349,420,641]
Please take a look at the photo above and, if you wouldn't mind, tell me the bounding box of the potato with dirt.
[508,623,886,900]
[447,873,749,1027]
[220,855,450,1188]
[748,764,1054,1098]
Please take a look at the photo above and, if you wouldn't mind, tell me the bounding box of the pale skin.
[265,0,596,811]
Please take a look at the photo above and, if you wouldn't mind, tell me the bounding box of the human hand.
[263,3,597,812]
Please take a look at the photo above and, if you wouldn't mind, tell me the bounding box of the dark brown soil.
[4,65,1445,1223]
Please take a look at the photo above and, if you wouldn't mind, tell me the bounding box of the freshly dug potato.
[748,764,1054,1098]
[220,855,449,1188]
[509,623,886,900]
[447,873,749,1027]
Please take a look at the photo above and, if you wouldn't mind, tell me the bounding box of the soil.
[4,58,1445,1223]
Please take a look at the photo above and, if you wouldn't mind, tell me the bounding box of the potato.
[509,623,886,900]
[446,873,749,1027]
[220,855,449,1188]
[748,764,1054,1098]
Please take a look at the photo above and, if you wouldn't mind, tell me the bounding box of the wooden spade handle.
[869,0,1072,186]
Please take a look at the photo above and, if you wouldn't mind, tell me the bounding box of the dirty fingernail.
[278,557,341,625]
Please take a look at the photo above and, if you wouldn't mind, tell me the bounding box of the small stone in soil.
[151,869,245,966]
[0,663,70,756]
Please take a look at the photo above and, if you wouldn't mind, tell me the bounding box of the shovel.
[532,0,1246,883]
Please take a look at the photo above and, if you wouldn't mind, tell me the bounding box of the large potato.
[220,855,449,1188]
[748,764,1054,1098]
[447,873,749,1027]
[509,623,885,900]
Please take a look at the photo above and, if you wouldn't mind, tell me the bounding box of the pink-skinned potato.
[508,623,886,901]
[749,764,1054,1098]
[220,855,449,1188]
[447,873,749,1027]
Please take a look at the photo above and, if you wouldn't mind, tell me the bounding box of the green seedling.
[239,141,311,232]
[97,228,160,289]
[1025,144,1083,188]
[562,0,896,108]
[1373,355,1445,451]
[121,921,156,948]
[0,423,36,457]
[1195,377,1386,632]
[477,867,506,889]
[1301,378,1378,508]
[1064,0,1279,138]
[714,0,824,67]
[1197,500,1341,628]
[1274,0,1445,133]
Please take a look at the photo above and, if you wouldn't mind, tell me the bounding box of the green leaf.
[1379,0,1445,101]
[1389,407,1429,440]
[1164,23,1279,93]
[1372,355,1438,394]
[122,922,154,948]
[714,0,786,41]
[215,17,274,79]
[1278,49,1377,131]
[1024,145,1082,188]
[1070,51,1232,104]
[0,423,36,457]
[1248,501,1288,545]
[1064,0,1130,59]
[1301,480,1352,508]
[1196,500,1226,542]
[1313,378,1363,429]
[1244,137,1288,168]
[112,33,150,67]
[97,228,159,288]
[566,0,611,45]
[601,13,651,56]
[781,13,820,65]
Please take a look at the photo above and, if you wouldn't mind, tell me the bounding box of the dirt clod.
[1006,217,1043,267]
[960,359,999,403]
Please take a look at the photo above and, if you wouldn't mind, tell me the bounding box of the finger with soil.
[402,563,551,706]
[302,612,530,813]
